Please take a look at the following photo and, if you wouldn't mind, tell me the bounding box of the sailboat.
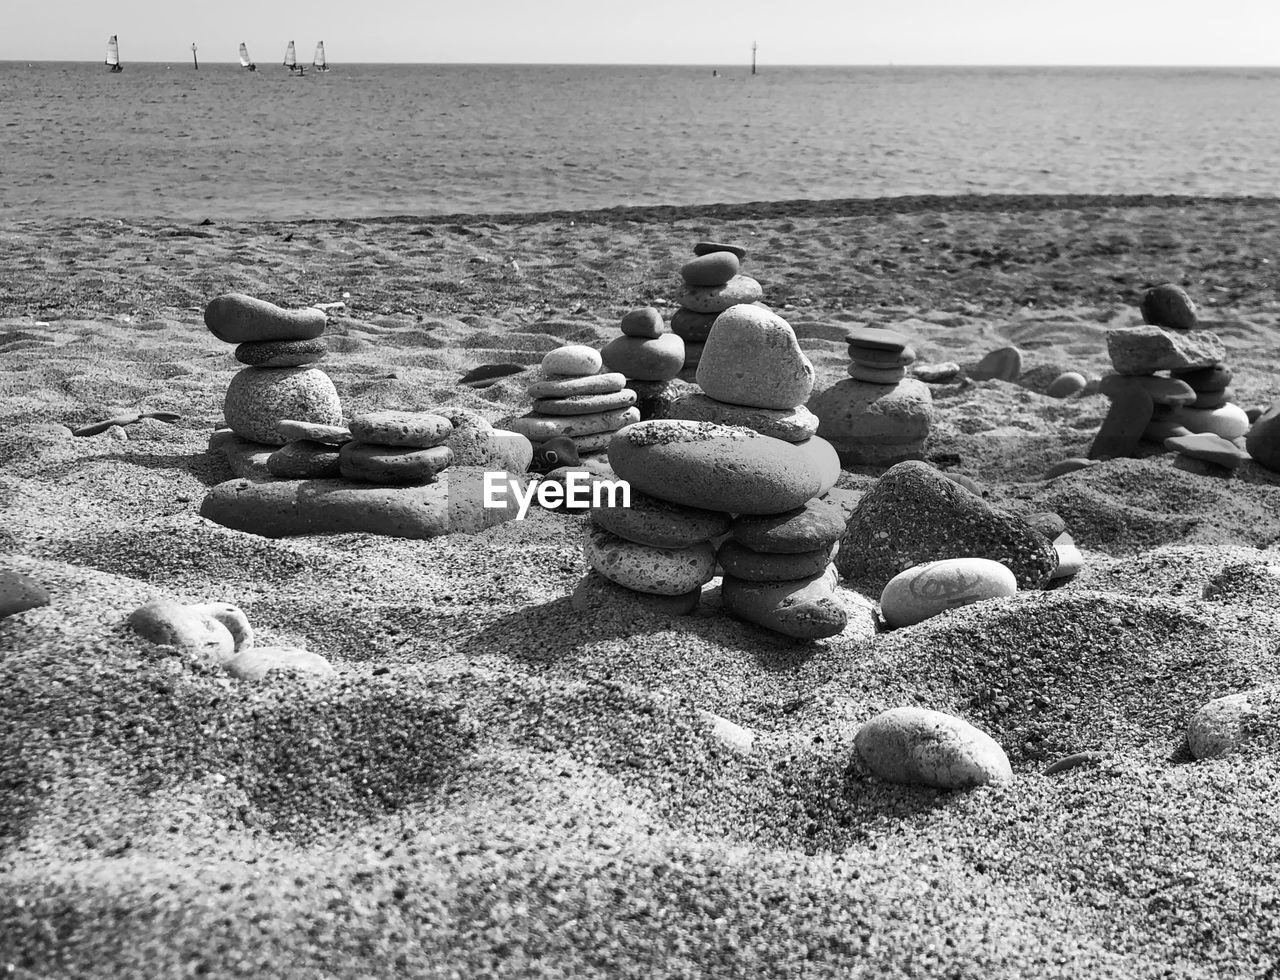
[105,35,123,73]
[283,40,306,74]
[239,42,257,71]
[313,41,330,72]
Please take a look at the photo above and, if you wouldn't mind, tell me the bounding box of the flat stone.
[970,346,1023,382]
[665,391,819,443]
[527,372,627,399]
[601,334,685,382]
[854,707,1012,789]
[349,411,453,448]
[458,363,525,387]
[810,378,934,465]
[620,307,666,339]
[506,406,640,443]
[199,466,523,538]
[223,367,343,446]
[1140,282,1198,330]
[836,460,1058,591]
[338,442,453,484]
[532,389,638,416]
[277,419,352,445]
[1143,418,1192,443]
[1167,403,1250,440]
[591,489,730,548]
[848,363,908,385]
[730,495,847,553]
[720,565,848,639]
[848,343,916,367]
[1165,432,1249,470]
[681,251,741,287]
[204,292,327,344]
[0,569,50,618]
[541,345,602,377]
[879,557,1017,628]
[693,241,747,259]
[1046,371,1088,398]
[670,308,719,343]
[234,338,328,367]
[127,598,236,666]
[913,362,961,383]
[1187,687,1280,759]
[584,527,716,596]
[845,326,909,352]
[1106,326,1225,375]
[1088,375,1154,461]
[226,647,335,682]
[1172,364,1232,390]
[696,304,814,410]
[675,275,763,314]
[1190,388,1229,409]
[717,540,833,582]
[607,420,824,516]
[571,570,701,616]
[266,440,342,479]
[1245,399,1280,472]
[1043,457,1097,479]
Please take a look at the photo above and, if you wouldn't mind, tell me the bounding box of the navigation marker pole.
[191,43,198,70]
[751,40,757,75]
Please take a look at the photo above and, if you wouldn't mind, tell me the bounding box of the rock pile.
[809,325,934,466]
[670,242,761,377]
[601,308,686,420]
[507,344,639,460]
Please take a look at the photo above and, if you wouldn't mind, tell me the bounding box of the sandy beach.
[3,194,1280,978]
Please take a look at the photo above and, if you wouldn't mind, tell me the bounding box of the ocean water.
[4,62,1280,220]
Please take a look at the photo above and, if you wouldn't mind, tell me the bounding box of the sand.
[2,194,1280,978]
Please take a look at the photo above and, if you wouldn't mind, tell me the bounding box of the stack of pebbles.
[1090,283,1249,472]
[337,412,454,484]
[809,325,934,466]
[580,304,849,639]
[670,242,761,378]
[600,307,686,420]
[206,292,342,446]
[507,344,639,460]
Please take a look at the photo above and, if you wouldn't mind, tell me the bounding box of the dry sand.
[2,195,1280,978]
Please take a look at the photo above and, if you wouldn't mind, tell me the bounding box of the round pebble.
[620,307,666,339]
[591,489,730,548]
[681,251,741,287]
[1140,282,1198,330]
[854,706,1012,789]
[601,333,685,382]
[223,367,343,446]
[1046,371,1088,398]
[879,557,1017,628]
[697,304,814,410]
[127,598,237,666]
[542,345,603,377]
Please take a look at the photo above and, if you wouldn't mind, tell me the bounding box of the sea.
[4,62,1280,221]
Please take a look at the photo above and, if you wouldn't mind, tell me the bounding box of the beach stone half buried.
[696,304,814,410]
[854,706,1012,790]
[225,647,335,683]
[607,420,824,516]
[0,569,51,618]
[223,367,343,446]
[879,557,1018,629]
[199,465,522,539]
[1186,686,1280,759]
[126,598,238,667]
[835,460,1058,592]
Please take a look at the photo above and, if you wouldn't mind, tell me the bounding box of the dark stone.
[1140,282,1198,331]
[0,570,50,618]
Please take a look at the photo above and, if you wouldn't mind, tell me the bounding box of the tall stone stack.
[600,308,686,420]
[507,344,640,459]
[808,325,934,466]
[670,242,762,378]
[206,292,343,445]
[579,305,851,639]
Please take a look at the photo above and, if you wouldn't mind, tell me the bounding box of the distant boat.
[283,40,306,74]
[313,41,330,72]
[105,35,123,73]
[239,42,256,71]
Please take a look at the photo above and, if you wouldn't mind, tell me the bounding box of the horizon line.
[5,59,1280,69]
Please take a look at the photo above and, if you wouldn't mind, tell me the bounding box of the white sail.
[283,40,297,69]
[105,35,120,68]
[313,41,328,70]
[239,42,252,67]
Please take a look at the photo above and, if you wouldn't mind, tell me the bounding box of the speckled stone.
[527,372,627,399]
[490,429,534,474]
[720,565,848,639]
[879,557,1018,628]
[584,527,717,596]
[234,338,328,367]
[0,569,50,618]
[1140,282,1198,330]
[696,304,814,410]
[591,489,730,549]
[349,411,453,448]
[620,307,666,339]
[506,406,640,444]
[665,391,819,443]
[541,345,603,377]
[717,540,834,582]
[675,275,763,314]
[266,439,342,479]
[855,707,1012,789]
[810,378,934,466]
[204,292,327,344]
[670,308,720,343]
[570,570,701,616]
[730,495,847,553]
[223,367,343,446]
[1186,686,1280,759]
[835,460,1058,592]
[601,334,685,382]
[339,442,453,484]
[435,406,496,466]
[681,251,741,287]
[1106,326,1224,375]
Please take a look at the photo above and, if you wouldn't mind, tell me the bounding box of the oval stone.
[434,406,496,466]
[1140,282,1198,330]
[542,344,603,377]
[697,305,814,410]
[601,333,685,382]
[1046,371,1087,398]
[720,565,848,639]
[127,598,236,666]
[681,251,741,287]
[675,275,763,314]
[970,346,1023,382]
[854,707,1012,789]
[717,540,833,582]
[507,406,639,444]
[532,389,638,416]
[235,338,328,367]
[226,647,334,682]
[223,367,343,446]
[0,570,50,618]
[620,307,666,339]
[848,363,908,385]
[591,489,731,548]
[879,557,1017,629]
[490,429,534,473]
[528,372,627,399]
[339,443,453,484]
[204,293,328,344]
[730,496,847,553]
[665,392,819,443]
[1168,403,1250,440]
[349,411,453,448]
[607,420,825,516]
[584,527,716,596]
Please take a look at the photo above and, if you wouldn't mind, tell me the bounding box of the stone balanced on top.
[670,242,763,377]
[600,307,686,420]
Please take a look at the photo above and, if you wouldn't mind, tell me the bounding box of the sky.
[9,0,1280,65]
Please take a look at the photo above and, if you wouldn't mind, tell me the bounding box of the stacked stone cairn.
[580,300,851,639]
[507,344,640,461]
[1089,283,1251,474]
[600,308,686,420]
[670,242,762,378]
[808,325,934,466]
